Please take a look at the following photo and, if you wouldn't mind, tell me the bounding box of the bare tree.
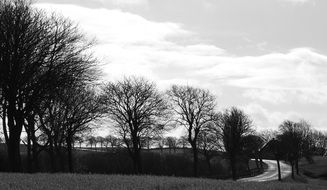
[197,124,222,175]
[37,86,103,172]
[154,136,166,153]
[218,107,253,180]
[61,87,103,172]
[177,136,188,149]
[258,129,278,143]
[102,77,169,174]
[96,136,105,149]
[242,134,264,171]
[0,0,96,172]
[105,135,123,149]
[278,119,314,178]
[267,137,286,181]
[87,136,96,149]
[165,136,178,153]
[167,85,216,177]
[311,130,327,156]
[74,136,84,149]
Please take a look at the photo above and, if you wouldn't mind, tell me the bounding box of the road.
[238,159,291,182]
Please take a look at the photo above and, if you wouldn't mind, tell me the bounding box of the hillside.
[0,173,325,190]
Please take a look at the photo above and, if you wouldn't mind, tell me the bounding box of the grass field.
[300,156,327,179]
[293,156,327,187]
[0,173,325,190]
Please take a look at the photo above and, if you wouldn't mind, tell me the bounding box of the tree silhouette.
[278,120,314,178]
[37,86,103,172]
[165,137,178,153]
[242,134,264,171]
[0,0,96,172]
[219,107,253,180]
[167,85,216,177]
[197,124,222,175]
[102,77,169,174]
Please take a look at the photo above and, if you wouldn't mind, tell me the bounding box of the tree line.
[0,0,326,180]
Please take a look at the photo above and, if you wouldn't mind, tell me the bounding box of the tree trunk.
[277,158,281,181]
[291,161,295,179]
[2,105,9,145]
[206,156,212,175]
[247,160,251,173]
[130,132,142,174]
[7,101,23,172]
[192,145,198,177]
[8,131,22,172]
[295,159,299,175]
[136,150,142,174]
[231,154,237,180]
[49,139,56,172]
[67,135,74,173]
[27,114,39,173]
[26,131,32,173]
[255,158,259,169]
[55,143,65,172]
[132,149,142,174]
[260,158,263,169]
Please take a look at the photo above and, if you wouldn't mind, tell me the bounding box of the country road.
[238,159,292,182]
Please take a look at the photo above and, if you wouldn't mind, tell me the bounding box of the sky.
[33,0,327,134]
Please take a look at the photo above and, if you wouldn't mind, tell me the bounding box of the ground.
[0,173,325,190]
[299,156,327,179]
[290,156,327,187]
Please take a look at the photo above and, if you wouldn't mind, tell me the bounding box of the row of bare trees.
[100,77,327,180]
[100,77,260,179]
[0,1,326,181]
[264,120,327,181]
[73,135,123,149]
[0,0,102,172]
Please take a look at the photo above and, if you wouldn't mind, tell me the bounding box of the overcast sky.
[34,0,327,133]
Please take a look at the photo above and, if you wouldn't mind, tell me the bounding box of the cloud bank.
[34,3,327,131]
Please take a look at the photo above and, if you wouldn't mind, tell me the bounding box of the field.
[295,156,327,186]
[300,156,327,179]
[0,173,325,190]
[0,144,256,179]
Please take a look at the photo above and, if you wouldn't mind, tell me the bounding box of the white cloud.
[278,0,312,4]
[34,3,327,131]
[35,4,327,96]
[241,103,301,130]
[243,88,327,105]
[107,0,148,6]
[37,0,148,8]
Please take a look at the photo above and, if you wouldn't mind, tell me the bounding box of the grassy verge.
[300,156,327,179]
[0,173,325,190]
[296,156,327,187]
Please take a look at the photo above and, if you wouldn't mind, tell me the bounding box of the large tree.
[270,138,286,181]
[167,85,216,177]
[37,86,103,172]
[197,124,222,175]
[218,107,253,180]
[102,77,169,174]
[278,120,314,178]
[242,134,264,171]
[0,0,96,172]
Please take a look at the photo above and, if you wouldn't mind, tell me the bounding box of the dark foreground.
[0,173,325,190]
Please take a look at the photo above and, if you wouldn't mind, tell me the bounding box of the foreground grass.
[0,173,325,190]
